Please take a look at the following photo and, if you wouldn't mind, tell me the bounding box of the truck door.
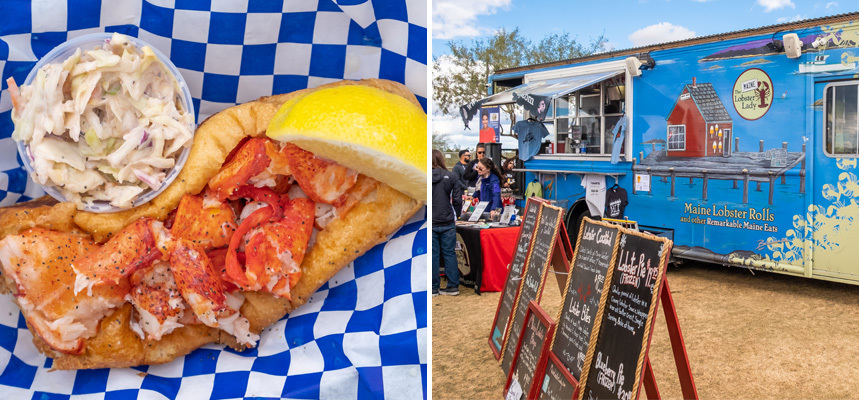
[812,79,859,280]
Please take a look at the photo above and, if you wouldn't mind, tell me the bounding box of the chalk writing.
[502,205,561,372]
[552,219,618,381]
[491,200,541,356]
[580,232,669,400]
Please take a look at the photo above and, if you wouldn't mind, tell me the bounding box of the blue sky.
[430,0,850,149]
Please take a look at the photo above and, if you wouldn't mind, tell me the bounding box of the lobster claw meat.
[281,143,358,204]
[72,218,167,297]
[243,197,315,299]
[230,185,284,219]
[208,138,272,202]
[171,192,238,250]
[127,261,185,341]
[226,206,274,290]
[169,239,229,327]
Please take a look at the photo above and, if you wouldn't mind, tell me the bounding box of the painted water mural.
[767,158,859,266]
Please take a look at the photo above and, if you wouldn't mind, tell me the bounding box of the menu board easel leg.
[661,278,699,400]
[643,358,661,400]
[550,233,571,294]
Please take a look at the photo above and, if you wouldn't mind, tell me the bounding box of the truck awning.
[484,69,623,106]
[458,69,624,129]
[459,69,624,128]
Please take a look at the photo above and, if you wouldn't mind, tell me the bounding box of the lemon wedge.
[267,84,427,201]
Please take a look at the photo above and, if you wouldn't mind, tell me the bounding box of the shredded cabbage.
[10,33,193,209]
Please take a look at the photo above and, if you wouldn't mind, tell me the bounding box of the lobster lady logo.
[733,68,773,120]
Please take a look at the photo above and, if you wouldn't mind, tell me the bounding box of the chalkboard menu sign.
[501,204,564,372]
[489,199,544,358]
[551,218,620,380]
[577,229,671,400]
[505,301,555,400]
[538,355,577,400]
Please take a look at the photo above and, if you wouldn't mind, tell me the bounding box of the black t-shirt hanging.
[605,186,628,218]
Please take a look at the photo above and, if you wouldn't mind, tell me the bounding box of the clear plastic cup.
[15,32,195,213]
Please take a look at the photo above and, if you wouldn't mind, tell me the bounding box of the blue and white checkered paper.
[0,0,428,399]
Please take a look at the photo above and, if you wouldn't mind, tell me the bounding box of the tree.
[433,29,607,137]
[432,132,459,152]
[527,32,607,65]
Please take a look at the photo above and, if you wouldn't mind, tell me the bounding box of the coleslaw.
[8,33,194,209]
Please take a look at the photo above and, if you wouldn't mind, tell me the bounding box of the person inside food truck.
[473,158,503,220]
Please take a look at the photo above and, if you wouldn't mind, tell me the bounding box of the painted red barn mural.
[665,78,733,157]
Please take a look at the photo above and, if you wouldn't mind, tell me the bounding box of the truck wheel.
[565,207,589,247]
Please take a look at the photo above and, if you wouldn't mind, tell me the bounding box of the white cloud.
[601,41,617,52]
[825,2,838,9]
[432,54,479,78]
[432,0,511,40]
[756,0,795,12]
[628,23,695,47]
[776,14,806,23]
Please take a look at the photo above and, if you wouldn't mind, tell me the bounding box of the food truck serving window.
[544,75,625,156]
[824,82,859,157]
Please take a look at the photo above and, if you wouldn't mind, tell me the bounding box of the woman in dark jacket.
[432,149,463,296]
[473,158,503,219]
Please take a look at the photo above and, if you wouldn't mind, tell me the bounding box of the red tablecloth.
[479,226,521,292]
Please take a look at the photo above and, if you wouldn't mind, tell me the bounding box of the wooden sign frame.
[548,218,573,293]
[549,218,621,381]
[489,198,547,359]
[500,203,564,372]
[536,352,579,400]
[576,226,672,400]
[504,301,556,400]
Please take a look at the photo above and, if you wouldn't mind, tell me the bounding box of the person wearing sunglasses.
[473,158,504,220]
[462,143,486,188]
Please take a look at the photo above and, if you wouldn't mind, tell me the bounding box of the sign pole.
[550,223,572,294]
[643,358,661,400]
[640,275,698,400]
[660,277,699,399]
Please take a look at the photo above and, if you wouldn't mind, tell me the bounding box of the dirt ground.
[431,261,859,399]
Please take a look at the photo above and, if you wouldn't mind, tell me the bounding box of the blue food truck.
[474,13,859,284]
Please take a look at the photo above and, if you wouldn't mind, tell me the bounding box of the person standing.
[473,158,503,220]
[462,143,486,188]
[432,149,463,297]
[452,149,470,187]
